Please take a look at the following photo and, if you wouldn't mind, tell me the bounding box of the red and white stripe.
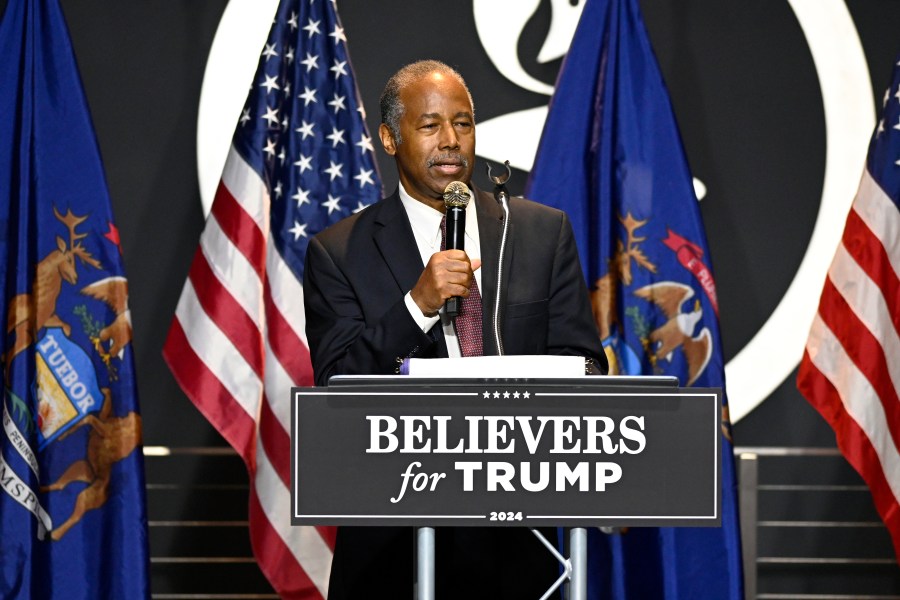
[164,146,335,599]
[798,166,900,561]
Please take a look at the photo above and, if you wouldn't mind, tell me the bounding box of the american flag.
[797,56,900,564]
[163,0,381,597]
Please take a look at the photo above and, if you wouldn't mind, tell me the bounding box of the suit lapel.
[373,190,449,357]
[372,191,423,296]
[475,187,513,356]
[373,188,509,358]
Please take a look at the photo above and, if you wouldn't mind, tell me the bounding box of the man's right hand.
[409,250,481,317]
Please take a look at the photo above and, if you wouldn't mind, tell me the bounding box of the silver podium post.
[568,527,587,600]
[416,526,435,600]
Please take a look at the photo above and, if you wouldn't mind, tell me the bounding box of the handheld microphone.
[442,181,471,318]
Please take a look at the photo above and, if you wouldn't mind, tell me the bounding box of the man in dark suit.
[303,60,606,599]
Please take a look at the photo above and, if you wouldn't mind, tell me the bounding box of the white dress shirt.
[398,182,482,358]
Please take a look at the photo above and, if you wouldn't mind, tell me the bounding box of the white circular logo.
[197,0,874,422]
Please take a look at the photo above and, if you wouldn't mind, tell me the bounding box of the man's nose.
[439,123,460,149]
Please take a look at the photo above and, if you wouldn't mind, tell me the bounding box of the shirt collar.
[398,181,478,249]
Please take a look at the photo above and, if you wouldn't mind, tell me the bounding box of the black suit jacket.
[304,186,607,386]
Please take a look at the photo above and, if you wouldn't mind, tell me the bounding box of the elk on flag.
[163,0,381,597]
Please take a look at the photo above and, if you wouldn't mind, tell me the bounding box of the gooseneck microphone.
[486,160,512,356]
[442,181,472,318]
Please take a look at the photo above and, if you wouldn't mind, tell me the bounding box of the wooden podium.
[291,375,722,599]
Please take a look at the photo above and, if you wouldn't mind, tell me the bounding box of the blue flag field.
[0,0,150,597]
[526,0,744,597]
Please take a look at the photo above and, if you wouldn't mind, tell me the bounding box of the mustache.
[426,153,469,168]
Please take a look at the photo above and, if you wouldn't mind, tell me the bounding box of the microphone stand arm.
[486,160,512,356]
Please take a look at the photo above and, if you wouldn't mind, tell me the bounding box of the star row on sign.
[483,391,532,399]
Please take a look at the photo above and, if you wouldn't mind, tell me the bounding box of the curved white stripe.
[197,0,280,216]
[829,243,900,390]
[221,146,270,231]
[255,443,333,597]
[807,314,900,500]
[174,282,262,416]
[853,169,900,277]
[727,0,874,422]
[200,216,264,323]
[264,343,296,434]
[472,0,553,95]
[197,0,873,424]
[267,244,309,347]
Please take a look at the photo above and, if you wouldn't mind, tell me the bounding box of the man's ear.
[379,123,396,156]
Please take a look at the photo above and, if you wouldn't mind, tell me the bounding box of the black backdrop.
[11,0,900,595]
[57,0,894,446]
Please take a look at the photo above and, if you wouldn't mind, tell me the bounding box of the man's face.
[380,72,475,209]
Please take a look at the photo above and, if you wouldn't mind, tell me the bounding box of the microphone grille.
[443,181,471,208]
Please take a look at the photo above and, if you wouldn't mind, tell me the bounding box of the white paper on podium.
[404,355,585,378]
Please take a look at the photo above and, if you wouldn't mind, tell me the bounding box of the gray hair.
[379,60,475,145]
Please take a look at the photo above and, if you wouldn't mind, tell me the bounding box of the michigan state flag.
[526,0,743,597]
[0,0,150,597]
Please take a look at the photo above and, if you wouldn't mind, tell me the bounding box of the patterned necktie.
[440,216,483,357]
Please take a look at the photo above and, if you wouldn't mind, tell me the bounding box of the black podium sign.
[291,378,721,527]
